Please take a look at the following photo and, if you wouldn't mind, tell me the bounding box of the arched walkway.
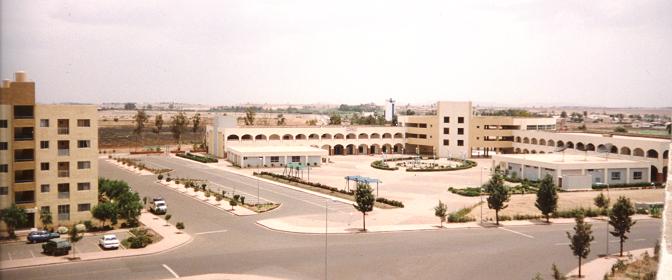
[321,133,332,140]
[515,137,521,143]
[523,137,530,144]
[334,133,345,139]
[371,133,381,139]
[321,145,332,155]
[346,144,356,155]
[547,140,555,147]
[566,142,574,149]
[515,148,521,153]
[308,134,320,140]
[370,144,380,154]
[539,139,546,146]
[295,134,307,140]
[586,143,595,151]
[620,147,631,155]
[651,165,659,182]
[633,148,644,157]
[358,133,368,139]
[255,134,267,141]
[646,149,658,159]
[382,133,392,139]
[610,145,618,154]
[382,144,393,154]
[393,143,403,153]
[664,150,669,159]
[333,144,344,155]
[557,140,564,147]
[346,133,356,140]
[283,134,294,140]
[269,134,280,140]
[358,144,369,154]
[394,133,403,139]
[576,142,585,151]
[227,134,240,141]
[531,138,538,145]
[522,149,529,154]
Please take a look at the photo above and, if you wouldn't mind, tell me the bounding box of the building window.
[40,119,49,127]
[40,141,49,149]
[58,205,70,221]
[77,203,91,212]
[457,140,464,146]
[40,162,50,171]
[77,119,91,127]
[458,128,464,135]
[0,187,7,195]
[291,156,301,162]
[443,116,450,123]
[41,184,50,193]
[0,142,7,150]
[0,119,7,128]
[58,183,70,199]
[77,140,90,148]
[77,182,91,191]
[611,172,621,181]
[0,164,7,173]
[443,139,449,146]
[443,128,449,134]
[270,156,279,163]
[77,161,91,169]
[633,171,642,180]
[14,191,35,204]
[458,117,464,123]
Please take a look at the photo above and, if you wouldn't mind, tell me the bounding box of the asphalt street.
[0,156,662,280]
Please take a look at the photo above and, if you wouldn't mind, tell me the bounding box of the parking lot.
[0,231,131,261]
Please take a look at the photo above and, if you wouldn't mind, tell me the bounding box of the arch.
[547,140,555,147]
[531,138,538,145]
[539,151,546,154]
[539,139,546,146]
[620,147,631,155]
[371,133,381,139]
[308,133,320,140]
[282,134,294,140]
[358,144,369,154]
[651,165,659,182]
[393,143,403,153]
[646,149,658,159]
[531,150,537,154]
[522,149,529,154]
[321,133,332,140]
[382,144,393,154]
[334,133,345,139]
[557,140,565,148]
[346,144,356,155]
[586,143,595,151]
[566,141,574,149]
[241,134,253,141]
[358,133,369,139]
[394,133,403,139]
[597,144,606,152]
[515,136,521,143]
[346,133,357,139]
[321,145,332,155]
[610,145,618,154]
[333,144,344,155]
[576,142,585,151]
[295,134,307,140]
[633,148,644,157]
[370,144,380,154]
[382,133,392,139]
[523,137,530,144]
[515,148,521,153]
[663,166,668,182]
[255,134,267,141]
[227,134,240,141]
[269,134,280,140]
[663,150,669,159]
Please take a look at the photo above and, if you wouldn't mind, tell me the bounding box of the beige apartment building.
[0,71,98,233]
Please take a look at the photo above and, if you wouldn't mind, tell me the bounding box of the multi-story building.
[0,71,98,233]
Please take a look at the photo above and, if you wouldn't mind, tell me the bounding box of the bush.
[650,206,662,218]
[176,222,185,230]
[83,220,94,231]
[157,174,164,180]
[371,160,399,171]
[592,182,652,190]
[448,187,483,197]
[448,207,476,223]
[552,207,606,218]
[177,152,218,163]
[166,177,172,182]
[406,158,477,172]
[126,228,153,248]
[57,226,69,234]
[375,197,404,208]
[165,214,172,221]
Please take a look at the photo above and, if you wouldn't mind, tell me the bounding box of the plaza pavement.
[0,211,191,270]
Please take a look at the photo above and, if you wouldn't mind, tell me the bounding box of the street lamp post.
[480,167,486,224]
[605,183,611,257]
[257,156,262,208]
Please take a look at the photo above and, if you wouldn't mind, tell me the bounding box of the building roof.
[493,154,649,168]
[227,145,328,156]
[556,132,672,143]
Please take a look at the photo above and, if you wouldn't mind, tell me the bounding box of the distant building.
[1,71,99,234]
[384,98,395,122]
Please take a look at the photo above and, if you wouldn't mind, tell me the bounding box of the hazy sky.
[2,0,671,107]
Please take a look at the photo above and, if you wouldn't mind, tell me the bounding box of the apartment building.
[0,71,98,232]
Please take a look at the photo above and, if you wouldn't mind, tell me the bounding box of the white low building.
[227,146,328,168]
[493,154,652,190]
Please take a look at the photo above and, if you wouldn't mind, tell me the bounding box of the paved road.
[0,157,662,280]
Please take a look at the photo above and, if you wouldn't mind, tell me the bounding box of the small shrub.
[205,192,211,198]
[83,220,94,231]
[57,226,69,234]
[157,174,164,180]
[176,222,185,230]
[166,177,172,182]
[165,214,172,221]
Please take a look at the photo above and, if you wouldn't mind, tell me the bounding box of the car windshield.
[105,236,117,241]
[156,202,165,206]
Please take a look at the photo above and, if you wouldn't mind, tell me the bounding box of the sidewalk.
[0,212,192,270]
[157,179,258,216]
[565,248,653,280]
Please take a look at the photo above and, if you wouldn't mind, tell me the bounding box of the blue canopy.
[344,175,381,184]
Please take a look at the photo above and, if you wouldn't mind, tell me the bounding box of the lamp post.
[480,167,488,224]
[257,156,262,208]
[605,183,610,257]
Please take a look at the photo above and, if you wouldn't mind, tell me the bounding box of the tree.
[434,200,448,227]
[40,208,53,230]
[229,197,238,210]
[170,112,188,150]
[613,126,628,133]
[191,113,201,132]
[560,111,567,118]
[154,114,164,135]
[353,183,375,231]
[124,103,136,110]
[329,114,342,125]
[566,214,594,278]
[116,191,143,227]
[484,173,510,225]
[305,119,318,125]
[609,196,636,257]
[244,107,256,125]
[133,110,149,146]
[535,174,558,223]
[551,263,566,280]
[0,204,28,238]
[276,114,286,125]
[69,223,84,259]
[91,202,117,228]
[593,192,610,211]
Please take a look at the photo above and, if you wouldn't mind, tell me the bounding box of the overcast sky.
[2,0,671,107]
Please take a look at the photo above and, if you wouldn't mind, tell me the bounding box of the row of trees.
[133,110,196,149]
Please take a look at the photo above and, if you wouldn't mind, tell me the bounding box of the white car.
[99,234,120,249]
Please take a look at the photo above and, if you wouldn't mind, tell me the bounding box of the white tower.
[384,98,396,121]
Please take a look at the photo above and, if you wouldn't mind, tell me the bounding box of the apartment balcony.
[14,127,34,141]
[14,170,35,183]
[13,105,34,119]
[58,149,70,156]
[58,192,70,199]
[58,213,70,221]
[14,190,35,204]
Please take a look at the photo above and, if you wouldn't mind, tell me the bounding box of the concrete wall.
[562,175,592,190]
[523,165,540,181]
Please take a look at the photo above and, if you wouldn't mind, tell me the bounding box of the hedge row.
[448,187,483,197]
[406,158,477,172]
[370,160,399,171]
[591,182,654,190]
[177,152,218,163]
[255,171,405,208]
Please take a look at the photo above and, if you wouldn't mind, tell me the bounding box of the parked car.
[151,197,167,214]
[98,234,120,250]
[27,230,60,243]
[42,238,71,256]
